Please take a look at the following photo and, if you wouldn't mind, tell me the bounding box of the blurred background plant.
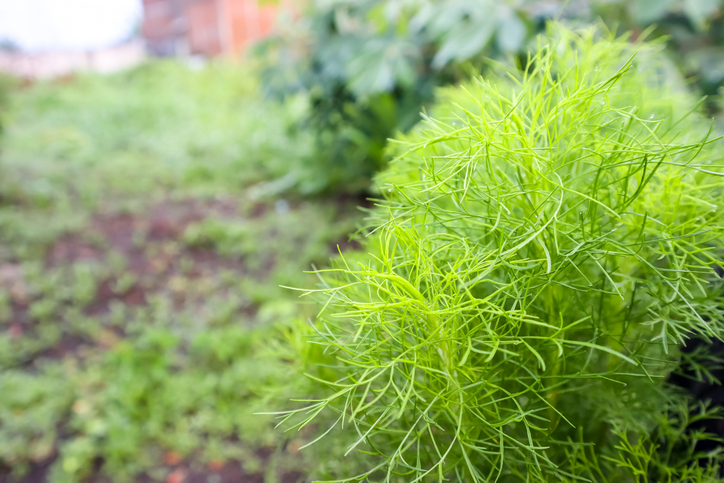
[591,0,724,98]
[256,0,535,194]
[258,0,724,194]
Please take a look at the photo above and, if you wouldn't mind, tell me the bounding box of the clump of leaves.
[273,25,724,481]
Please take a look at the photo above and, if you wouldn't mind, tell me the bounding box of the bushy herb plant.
[273,25,724,481]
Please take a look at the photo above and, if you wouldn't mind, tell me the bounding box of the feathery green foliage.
[274,25,724,481]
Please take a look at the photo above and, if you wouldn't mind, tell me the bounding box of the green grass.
[0,61,361,482]
[274,25,724,482]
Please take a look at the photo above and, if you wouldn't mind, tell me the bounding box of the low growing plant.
[273,25,724,481]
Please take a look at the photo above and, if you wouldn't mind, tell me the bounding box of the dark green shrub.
[273,26,724,481]
[258,0,534,193]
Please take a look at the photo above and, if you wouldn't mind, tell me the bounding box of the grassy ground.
[0,62,363,483]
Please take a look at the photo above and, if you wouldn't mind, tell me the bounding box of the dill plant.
[273,25,724,481]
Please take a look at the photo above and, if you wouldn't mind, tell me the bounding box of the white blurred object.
[0,0,142,52]
[185,55,207,71]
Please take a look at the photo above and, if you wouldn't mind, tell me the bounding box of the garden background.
[1,0,724,482]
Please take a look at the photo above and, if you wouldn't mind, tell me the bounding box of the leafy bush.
[274,26,724,481]
[258,0,534,193]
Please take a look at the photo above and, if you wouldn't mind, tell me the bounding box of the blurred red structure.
[141,0,290,57]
